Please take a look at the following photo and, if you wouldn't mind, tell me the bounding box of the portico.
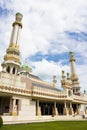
[35,99,80,117]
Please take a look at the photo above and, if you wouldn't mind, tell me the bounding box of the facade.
[0,13,87,124]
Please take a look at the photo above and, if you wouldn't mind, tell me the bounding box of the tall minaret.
[69,52,80,94]
[2,13,23,75]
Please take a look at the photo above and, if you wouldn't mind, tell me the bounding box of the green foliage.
[0,116,3,127]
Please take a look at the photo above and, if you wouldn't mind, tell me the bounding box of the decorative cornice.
[32,91,67,99]
[12,21,23,28]
[9,43,20,49]
[0,85,31,95]
[71,73,78,81]
[61,80,72,89]
[4,54,21,64]
[70,59,76,62]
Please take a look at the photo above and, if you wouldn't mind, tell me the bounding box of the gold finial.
[69,51,74,55]
[13,12,23,28]
[53,76,57,83]
[69,52,76,62]
[62,70,66,79]
[67,72,70,80]
[53,75,57,87]
[16,12,23,22]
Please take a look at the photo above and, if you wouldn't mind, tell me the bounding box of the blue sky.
[0,0,87,91]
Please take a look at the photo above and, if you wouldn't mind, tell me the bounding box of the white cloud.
[31,59,69,89]
[0,0,87,57]
[77,64,87,92]
[32,59,62,77]
[31,58,87,92]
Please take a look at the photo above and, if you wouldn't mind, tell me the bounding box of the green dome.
[21,63,32,73]
[16,12,23,18]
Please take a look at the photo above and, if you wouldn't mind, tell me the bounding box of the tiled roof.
[32,82,61,92]
[29,74,41,80]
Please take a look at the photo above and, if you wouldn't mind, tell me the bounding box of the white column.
[70,102,72,108]
[9,98,12,114]
[63,102,68,115]
[70,61,77,75]
[36,100,41,116]
[10,66,13,74]
[64,102,66,108]
[15,68,18,75]
[77,104,80,115]
[16,27,21,44]
[10,25,19,44]
[69,102,73,115]
[53,102,58,116]
[12,99,17,116]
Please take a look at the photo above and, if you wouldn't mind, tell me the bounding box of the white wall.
[79,104,85,115]
[19,97,36,117]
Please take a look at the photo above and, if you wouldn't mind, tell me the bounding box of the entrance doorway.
[40,102,53,115]
[72,104,77,113]
[0,97,10,115]
[57,103,64,115]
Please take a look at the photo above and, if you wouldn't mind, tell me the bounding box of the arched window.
[68,90,72,97]
[6,66,10,73]
[12,67,15,74]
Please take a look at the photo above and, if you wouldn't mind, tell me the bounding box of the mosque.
[0,13,87,124]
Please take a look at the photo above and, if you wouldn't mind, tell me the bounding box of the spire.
[67,72,70,80]
[69,52,78,82]
[61,70,66,79]
[1,13,23,75]
[69,52,80,94]
[53,75,57,87]
[61,70,72,90]
[9,12,23,47]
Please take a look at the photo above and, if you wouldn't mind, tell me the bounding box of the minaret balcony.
[4,54,21,64]
[7,47,20,54]
[12,21,22,28]
[61,79,72,89]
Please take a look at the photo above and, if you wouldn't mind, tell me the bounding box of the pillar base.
[77,109,80,115]
[52,108,58,116]
[63,108,69,115]
[85,109,87,114]
[69,108,74,115]
[36,107,41,116]
[12,105,17,116]
[12,111,17,116]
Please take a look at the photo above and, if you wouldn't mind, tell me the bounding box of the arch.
[12,67,15,74]
[6,66,10,73]
[68,90,71,97]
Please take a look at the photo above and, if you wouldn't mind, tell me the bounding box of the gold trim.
[4,54,21,63]
[13,21,23,28]
[70,59,76,62]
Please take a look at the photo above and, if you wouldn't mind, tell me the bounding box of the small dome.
[16,12,23,22]
[21,63,32,73]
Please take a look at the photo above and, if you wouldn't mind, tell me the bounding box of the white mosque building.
[0,13,87,124]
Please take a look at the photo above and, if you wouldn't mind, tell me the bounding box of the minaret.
[1,13,23,74]
[69,52,80,94]
[53,76,57,88]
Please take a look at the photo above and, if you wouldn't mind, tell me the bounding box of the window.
[68,90,71,97]
[6,66,10,73]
